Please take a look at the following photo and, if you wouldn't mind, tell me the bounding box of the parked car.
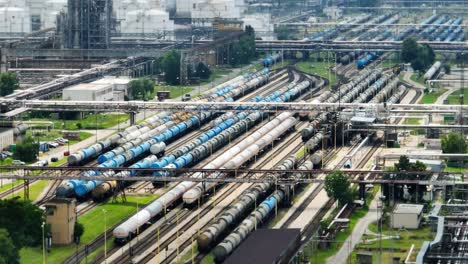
[51,157,59,162]
[35,160,48,167]
[55,138,69,143]
[48,142,59,148]
[12,160,25,165]
[2,151,12,157]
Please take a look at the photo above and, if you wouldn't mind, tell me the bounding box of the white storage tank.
[41,0,67,29]
[114,0,149,21]
[191,0,241,21]
[0,7,31,34]
[242,14,274,40]
[120,9,174,39]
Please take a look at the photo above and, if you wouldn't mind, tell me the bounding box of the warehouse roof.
[351,116,376,123]
[64,83,111,91]
[224,228,300,264]
[92,76,132,85]
[394,204,424,214]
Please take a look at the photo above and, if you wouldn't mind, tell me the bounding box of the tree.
[74,222,84,244]
[325,171,352,205]
[161,50,181,85]
[442,132,467,154]
[129,78,155,100]
[0,229,19,264]
[394,155,427,173]
[196,62,211,80]
[0,73,19,96]
[401,38,419,63]
[228,28,257,66]
[0,199,45,248]
[443,64,451,74]
[13,136,38,163]
[394,155,412,171]
[401,39,435,72]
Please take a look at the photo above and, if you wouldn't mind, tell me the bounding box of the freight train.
[112,81,310,243]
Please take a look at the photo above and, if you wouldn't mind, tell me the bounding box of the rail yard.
[0,1,467,264]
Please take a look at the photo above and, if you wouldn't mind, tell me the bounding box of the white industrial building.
[391,204,424,229]
[176,0,244,23]
[63,76,133,101]
[63,83,114,101]
[92,76,132,99]
[0,128,14,151]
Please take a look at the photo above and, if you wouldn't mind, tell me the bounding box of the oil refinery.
[0,0,466,264]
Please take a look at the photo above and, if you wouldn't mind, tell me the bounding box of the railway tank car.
[357,52,379,69]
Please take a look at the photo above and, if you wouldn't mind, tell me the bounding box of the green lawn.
[307,187,379,263]
[30,113,129,131]
[0,157,13,166]
[410,73,426,85]
[0,180,23,195]
[15,180,50,201]
[296,61,338,87]
[403,118,422,125]
[445,166,468,173]
[419,89,448,104]
[349,224,434,263]
[27,131,93,145]
[200,68,233,86]
[20,194,157,264]
[50,157,67,167]
[445,89,468,105]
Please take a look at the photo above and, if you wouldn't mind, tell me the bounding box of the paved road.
[327,192,382,264]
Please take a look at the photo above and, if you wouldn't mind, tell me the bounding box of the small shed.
[391,203,424,229]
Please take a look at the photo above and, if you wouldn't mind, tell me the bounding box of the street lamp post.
[102,209,107,263]
[42,222,46,264]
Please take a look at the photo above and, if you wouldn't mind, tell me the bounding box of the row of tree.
[228,26,257,66]
[401,38,436,72]
[153,50,213,85]
[128,78,155,101]
[13,136,39,163]
[0,199,46,263]
[0,73,19,96]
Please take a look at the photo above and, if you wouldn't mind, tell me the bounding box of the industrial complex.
[0,0,466,263]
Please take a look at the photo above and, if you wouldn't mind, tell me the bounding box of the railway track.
[133,122,308,264]
[63,69,309,264]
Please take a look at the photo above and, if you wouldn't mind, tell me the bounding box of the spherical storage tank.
[0,7,31,34]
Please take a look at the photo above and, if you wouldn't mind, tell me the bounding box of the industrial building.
[44,198,76,245]
[63,83,114,101]
[91,76,132,97]
[0,128,14,150]
[391,204,424,229]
